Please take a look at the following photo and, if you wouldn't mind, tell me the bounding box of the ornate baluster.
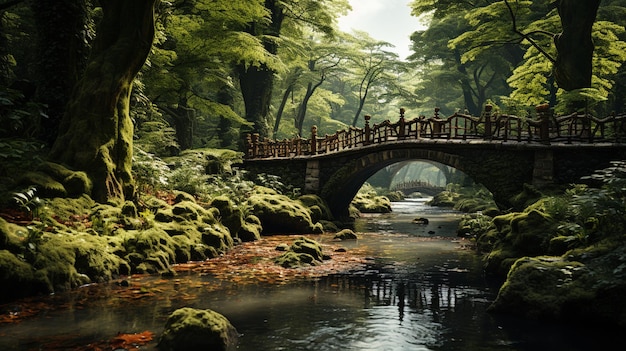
[364,115,371,145]
[398,108,406,139]
[311,125,318,154]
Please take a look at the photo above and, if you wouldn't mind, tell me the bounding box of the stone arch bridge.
[242,107,626,218]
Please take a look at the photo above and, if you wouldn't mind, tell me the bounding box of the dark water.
[0,199,623,350]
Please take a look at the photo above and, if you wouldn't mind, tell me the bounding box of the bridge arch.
[388,160,455,189]
[320,148,498,218]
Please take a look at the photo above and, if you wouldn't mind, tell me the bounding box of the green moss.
[0,250,47,301]
[210,196,244,238]
[489,256,593,320]
[123,228,177,274]
[334,229,358,240]
[158,307,239,351]
[298,195,333,221]
[34,162,93,197]
[246,186,319,234]
[238,215,262,242]
[274,237,327,268]
[20,171,67,198]
[351,193,392,213]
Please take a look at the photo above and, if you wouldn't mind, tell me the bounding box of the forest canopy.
[2,0,626,202]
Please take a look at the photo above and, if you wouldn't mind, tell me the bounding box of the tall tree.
[348,31,406,126]
[553,0,601,91]
[237,0,285,138]
[50,0,157,202]
[237,0,350,138]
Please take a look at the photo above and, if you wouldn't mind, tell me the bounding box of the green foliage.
[135,121,180,157]
[251,173,300,199]
[132,147,171,193]
[11,186,43,219]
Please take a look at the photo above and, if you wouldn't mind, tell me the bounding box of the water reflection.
[1,200,624,350]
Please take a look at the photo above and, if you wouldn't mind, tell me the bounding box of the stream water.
[0,199,622,350]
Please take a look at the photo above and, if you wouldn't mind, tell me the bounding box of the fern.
[12,186,43,219]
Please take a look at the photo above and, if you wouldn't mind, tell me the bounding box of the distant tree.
[237,0,350,138]
[347,31,407,126]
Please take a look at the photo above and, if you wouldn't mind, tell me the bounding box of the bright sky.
[338,0,425,60]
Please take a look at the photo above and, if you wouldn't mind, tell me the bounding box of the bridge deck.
[245,106,626,160]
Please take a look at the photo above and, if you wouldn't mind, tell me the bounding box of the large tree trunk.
[238,0,284,138]
[553,0,601,91]
[49,0,156,203]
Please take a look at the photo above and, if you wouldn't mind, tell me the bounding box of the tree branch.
[504,0,556,63]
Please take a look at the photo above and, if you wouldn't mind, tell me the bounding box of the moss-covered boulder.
[489,256,592,320]
[274,237,328,268]
[333,229,358,240]
[18,162,93,198]
[0,191,240,302]
[428,190,459,207]
[478,207,558,278]
[158,307,238,351]
[237,215,262,242]
[0,250,47,301]
[351,193,392,213]
[210,196,245,239]
[489,239,626,328]
[297,194,333,221]
[246,186,322,234]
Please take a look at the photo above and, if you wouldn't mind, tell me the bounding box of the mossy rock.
[334,229,358,240]
[298,195,333,221]
[319,220,339,233]
[31,233,89,292]
[483,247,521,278]
[428,191,459,207]
[24,162,93,198]
[122,228,177,274]
[210,196,244,238]
[158,307,238,351]
[171,201,205,220]
[173,191,196,204]
[0,250,47,301]
[238,215,262,242]
[246,186,319,234]
[121,201,138,217]
[19,171,67,198]
[0,218,9,248]
[384,191,405,202]
[199,224,234,255]
[274,237,327,268]
[489,256,593,321]
[351,193,392,213]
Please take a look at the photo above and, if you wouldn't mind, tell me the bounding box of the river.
[0,199,622,350]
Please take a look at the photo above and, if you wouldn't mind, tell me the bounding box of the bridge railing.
[244,105,626,159]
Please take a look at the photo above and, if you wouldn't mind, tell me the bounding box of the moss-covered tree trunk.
[238,0,284,138]
[49,0,156,203]
[553,0,601,91]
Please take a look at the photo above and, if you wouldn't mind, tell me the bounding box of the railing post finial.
[310,125,318,154]
[434,107,440,118]
[536,104,551,144]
